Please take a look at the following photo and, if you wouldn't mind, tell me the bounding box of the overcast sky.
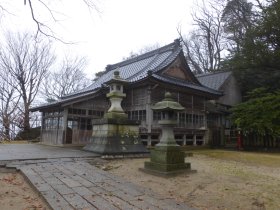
[0,0,196,77]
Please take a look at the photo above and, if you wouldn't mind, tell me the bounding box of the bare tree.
[179,0,226,73]
[0,1,100,41]
[0,32,55,131]
[0,69,21,140]
[43,56,89,101]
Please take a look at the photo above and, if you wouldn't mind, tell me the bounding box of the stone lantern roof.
[152,92,185,112]
[105,70,128,85]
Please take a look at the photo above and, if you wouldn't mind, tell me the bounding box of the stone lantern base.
[83,118,148,155]
[142,146,193,176]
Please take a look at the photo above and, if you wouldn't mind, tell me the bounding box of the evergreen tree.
[224,0,280,95]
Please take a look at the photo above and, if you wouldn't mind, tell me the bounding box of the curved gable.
[161,54,200,84]
[162,57,190,80]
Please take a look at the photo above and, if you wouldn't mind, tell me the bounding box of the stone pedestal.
[143,122,191,175]
[144,146,190,174]
[83,117,148,155]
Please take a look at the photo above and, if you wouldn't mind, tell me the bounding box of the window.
[175,113,204,127]
[138,110,146,121]
[193,114,204,127]
[194,115,199,124]
[88,110,104,117]
[68,108,86,115]
[127,110,146,121]
[153,111,162,121]
[58,117,63,129]
[131,111,138,120]
[67,119,78,129]
[51,118,58,129]
[67,117,92,130]
[87,119,92,130]
[179,113,185,126]
[186,114,192,125]
[199,115,204,127]
[42,117,60,130]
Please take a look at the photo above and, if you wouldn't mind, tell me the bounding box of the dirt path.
[0,172,51,210]
[102,154,280,210]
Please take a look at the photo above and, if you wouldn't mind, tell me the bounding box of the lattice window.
[153,111,162,121]
[127,110,146,121]
[68,108,86,115]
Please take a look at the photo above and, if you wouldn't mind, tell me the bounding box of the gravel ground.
[100,154,280,210]
[1,151,279,210]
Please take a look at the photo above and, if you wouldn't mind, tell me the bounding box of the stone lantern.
[83,70,148,155]
[104,70,128,119]
[142,92,192,175]
[152,92,185,146]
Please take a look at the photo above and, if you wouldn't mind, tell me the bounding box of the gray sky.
[0,0,195,77]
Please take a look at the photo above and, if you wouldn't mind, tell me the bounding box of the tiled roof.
[31,40,222,111]
[196,71,232,90]
[152,74,221,95]
[30,90,98,111]
[63,40,182,99]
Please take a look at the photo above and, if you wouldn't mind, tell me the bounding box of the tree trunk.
[23,106,30,131]
[3,116,10,140]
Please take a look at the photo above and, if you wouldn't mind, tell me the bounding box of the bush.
[15,127,41,141]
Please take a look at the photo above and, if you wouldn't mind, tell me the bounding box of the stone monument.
[83,71,148,155]
[142,92,192,175]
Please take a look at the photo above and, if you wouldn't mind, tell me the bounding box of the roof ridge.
[105,39,180,72]
[152,47,181,74]
[126,45,182,82]
[196,70,232,78]
[126,54,158,81]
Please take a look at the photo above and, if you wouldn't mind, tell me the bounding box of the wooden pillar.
[147,135,152,146]
[40,112,44,143]
[62,108,68,144]
[193,134,197,146]
[183,134,186,146]
[202,134,205,145]
[191,95,194,129]
[146,86,153,146]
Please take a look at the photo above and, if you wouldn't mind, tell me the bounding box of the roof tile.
[196,71,232,90]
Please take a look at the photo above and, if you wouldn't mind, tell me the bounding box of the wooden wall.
[40,83,209,145]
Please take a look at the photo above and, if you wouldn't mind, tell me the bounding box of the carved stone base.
[83,118,148,155]
[143,146,193,175]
